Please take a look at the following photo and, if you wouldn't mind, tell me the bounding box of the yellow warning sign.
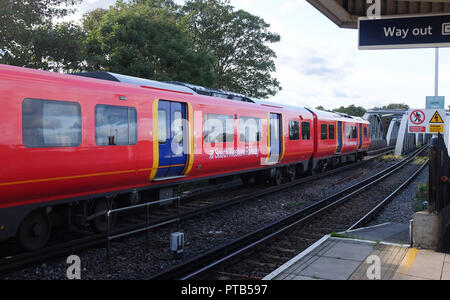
[429,125,444,133]
[430,111,444,123]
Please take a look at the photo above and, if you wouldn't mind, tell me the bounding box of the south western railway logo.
[410,110,425,125]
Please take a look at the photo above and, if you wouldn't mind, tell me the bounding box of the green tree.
[32,23,86,72]
[0,0,82,69]
[315,106,326,110]
[82,8,108,32]
[83,1,217,86]
[382,103,409,109]
[333,105,367,117]
[181,0,281,98]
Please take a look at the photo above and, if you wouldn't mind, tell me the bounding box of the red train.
[0,64,370,250]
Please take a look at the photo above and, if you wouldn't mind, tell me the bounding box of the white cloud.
[279,0,307,14]
[63,0,450,110]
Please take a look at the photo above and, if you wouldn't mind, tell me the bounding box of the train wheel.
[254,172,268,185]
[270,168,283,185]
[18,210,51,251]
[286,166,296,182]
[240,174,253,184]
[91,199,116,234]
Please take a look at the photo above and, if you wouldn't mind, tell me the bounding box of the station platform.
[263,223,450,280]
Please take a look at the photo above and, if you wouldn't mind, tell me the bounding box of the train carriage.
[0,64,370,250]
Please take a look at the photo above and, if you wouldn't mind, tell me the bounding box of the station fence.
[105,196,181,264]
[428,134,450,213]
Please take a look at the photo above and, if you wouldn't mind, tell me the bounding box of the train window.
[270,117,280,141]
[239,117,261,142]
[289,120,299,140]
[22,98,81,148]
[345,125,351,139]
[364,126,368,138]
[301,122,310,140]
[329,124,335,140]
[158,109,168,144]
[352,126,358,138]
[204,113,234,143]
[320,124,327,140]
[95,105,137,146]
[172,111,183,144]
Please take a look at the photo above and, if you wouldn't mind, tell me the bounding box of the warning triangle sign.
[430,111,444,123]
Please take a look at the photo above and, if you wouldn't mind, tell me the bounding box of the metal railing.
[429,134,450,213]
[105,196,181,264]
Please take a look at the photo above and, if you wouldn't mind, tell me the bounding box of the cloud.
[276,49,351,82]
[333,89,350,98]
[279,0,307,14]
[301,55,346,80]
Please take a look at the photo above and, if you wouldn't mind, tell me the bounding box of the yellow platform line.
[396,248,418,275]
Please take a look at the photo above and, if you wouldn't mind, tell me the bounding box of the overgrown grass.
[411,156,428,165]
[284,201,305,210]
[379,153,405,161]
[412,183,428,212]
[330,232,356,239]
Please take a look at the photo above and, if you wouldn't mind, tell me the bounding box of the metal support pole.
[435,48,439,97]
[177,197,181,232]
[146,204,149,251]
[106,211,111,266]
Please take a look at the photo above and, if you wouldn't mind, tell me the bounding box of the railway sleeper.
[270,246,296,253]
[261,252,293,262]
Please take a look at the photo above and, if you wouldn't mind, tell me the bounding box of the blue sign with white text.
[359,14,450,49]
[426,96,445,109]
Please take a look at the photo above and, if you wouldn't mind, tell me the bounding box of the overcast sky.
[67,0,450,110]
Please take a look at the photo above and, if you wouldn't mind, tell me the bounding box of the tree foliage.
[181,0,281,98]
[380,103,410,110]
[83,1,217,86]
[2,0,282,99]
[0,0,83,70]
[332,105,367,117]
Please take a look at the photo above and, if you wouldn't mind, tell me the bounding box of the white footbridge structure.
[364,109,450,156]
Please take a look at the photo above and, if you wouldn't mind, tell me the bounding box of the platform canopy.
[307,0,450,29]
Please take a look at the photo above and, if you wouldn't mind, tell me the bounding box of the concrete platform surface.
[394,249,450,280]
[263,223,450,280]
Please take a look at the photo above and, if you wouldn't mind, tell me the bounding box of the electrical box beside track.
[171,232,185,254]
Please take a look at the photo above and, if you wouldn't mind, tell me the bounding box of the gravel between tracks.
[367,166,428,226]
[3,158,402,280]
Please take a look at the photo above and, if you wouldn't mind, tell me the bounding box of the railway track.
[149,145,428,280]
[0,147,394,277]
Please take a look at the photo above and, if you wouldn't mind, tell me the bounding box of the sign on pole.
[408,109,446,134]
[359,14,450,50]
[426,96,445,109]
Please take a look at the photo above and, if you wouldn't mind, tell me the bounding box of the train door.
[358,123,363,149]
[268,113,282,164]
[337,121,343,153]
[155,100,187,179]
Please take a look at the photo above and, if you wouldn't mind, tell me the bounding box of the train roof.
[73,72,195,94]
[306,108,369,123]
[1,64,368,122]
[166,81,254,103]
[72,71,368,123]
[73,72,255,103]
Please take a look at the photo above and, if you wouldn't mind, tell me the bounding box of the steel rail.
[346,158,429,231]
[149,145,427,280]
[0,147,394,276]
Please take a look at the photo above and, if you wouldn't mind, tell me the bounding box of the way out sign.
[408,109,446,134]
[359,14,450,49]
